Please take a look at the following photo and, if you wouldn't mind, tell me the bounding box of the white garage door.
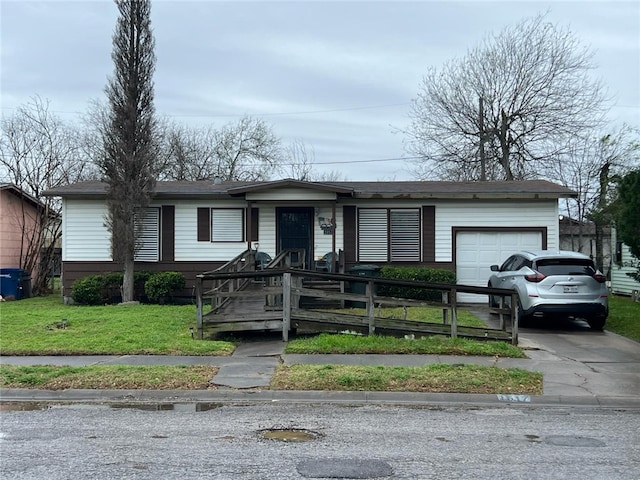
[456,231,542,303]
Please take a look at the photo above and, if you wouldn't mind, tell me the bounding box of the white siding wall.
[246,188,337,201]
[610,228,640,295]
[435,200,559,262]
[174,200,248,261]
[314,206,343,259]
[257,205,276,256]
[63,199,111,261]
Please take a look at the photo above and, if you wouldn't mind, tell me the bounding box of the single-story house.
[44,178,575,302]
[610,227,640,297]
[0,183,45,270]
[558,216,611,276]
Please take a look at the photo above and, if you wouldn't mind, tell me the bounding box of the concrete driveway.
[514,315,640,399]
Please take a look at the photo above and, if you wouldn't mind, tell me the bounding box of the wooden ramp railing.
[196,268,520,345]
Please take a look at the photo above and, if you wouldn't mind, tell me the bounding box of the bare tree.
[212,116,281,181]
[156,121,217,180]
[97,0,157,302]
[283,139,315,181]
[406,14,608,181]
[157,116,282,182]
[550,126,640,271]
[0,96,92,294]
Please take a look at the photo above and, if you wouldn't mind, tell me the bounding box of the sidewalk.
[2,336,640,408]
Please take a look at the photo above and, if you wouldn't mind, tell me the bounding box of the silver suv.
[488,250,608,330]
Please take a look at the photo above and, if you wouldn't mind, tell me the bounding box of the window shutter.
[251,208,259,242]
[390,209,420,262]
[358,209,388,261]
[134,208,159,262]
[197,208,210,242]
[212,209,244,242]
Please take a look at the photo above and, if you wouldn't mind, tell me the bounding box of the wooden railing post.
[366,280,375,335]
[511,292,519,345]
[498,295,506,331]
[195,276,203,340]
[450,287,458,339]
[441,291,449,325]
[282,272,291,341]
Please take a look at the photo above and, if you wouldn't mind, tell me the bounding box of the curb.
[2,388,639,410]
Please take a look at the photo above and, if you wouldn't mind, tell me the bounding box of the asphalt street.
[1,402,638,479]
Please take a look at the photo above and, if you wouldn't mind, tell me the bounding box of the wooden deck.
[196,262,520,344]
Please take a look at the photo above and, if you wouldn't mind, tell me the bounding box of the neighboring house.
[558,216,611,276]
[44,179,575,302]
[0,183,44,271]
[610,227,640,297]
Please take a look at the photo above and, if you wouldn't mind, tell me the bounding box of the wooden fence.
[196,268,520,344]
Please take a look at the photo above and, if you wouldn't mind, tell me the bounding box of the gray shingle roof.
[43,179,576,199]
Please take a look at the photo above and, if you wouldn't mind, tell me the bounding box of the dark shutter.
[422,206,435,262]
[343,205,356,263]
[251,208,259,242]
[161,205,175,261]
[197,208,210,242]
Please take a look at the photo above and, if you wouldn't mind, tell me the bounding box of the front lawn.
[606,295,640,342]
[286,333,525,357]
[0,295,234,355]
[0,365,217,390]
[271,364,542,394]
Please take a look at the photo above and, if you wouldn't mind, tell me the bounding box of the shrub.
[144,272,185,304]
[377,266,456,302]
[71,275,106,305]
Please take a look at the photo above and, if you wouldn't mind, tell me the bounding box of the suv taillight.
[593,272,606,284]
[525,271,546,282]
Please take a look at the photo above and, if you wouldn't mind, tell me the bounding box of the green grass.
[320,306,486,328]
[286,333,525,357]
[270,364,542,394]
[0,295,234,355]
[0,365,218,390]
[606,295,640,342]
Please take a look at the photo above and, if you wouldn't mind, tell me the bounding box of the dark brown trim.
[422,206,435,262]
[451,226,548,268]
[161,205,175,262]
[60,261,225,299]
[250,207,259,242]
[343,205,356,264]
[197,208,210,242]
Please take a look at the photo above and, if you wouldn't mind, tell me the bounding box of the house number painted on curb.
[496,394,532,403]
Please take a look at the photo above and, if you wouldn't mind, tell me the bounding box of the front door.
[277,207,313,269]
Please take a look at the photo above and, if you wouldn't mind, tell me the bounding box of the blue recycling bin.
[0,268,29,300]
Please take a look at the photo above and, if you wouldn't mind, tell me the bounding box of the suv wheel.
[587,316,606,331]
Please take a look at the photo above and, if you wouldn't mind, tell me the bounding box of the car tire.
[587,316,606,331]
[516,301,530,327]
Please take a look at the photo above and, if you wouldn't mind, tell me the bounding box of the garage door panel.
[456,231,542,303]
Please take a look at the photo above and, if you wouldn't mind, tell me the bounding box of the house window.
[211,208,245,242]
[134,208,160,262]
[358,208,420,262]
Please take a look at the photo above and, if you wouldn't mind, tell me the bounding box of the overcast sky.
[1,1,639,181]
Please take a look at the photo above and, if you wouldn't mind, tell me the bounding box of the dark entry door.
[277,207,313,269]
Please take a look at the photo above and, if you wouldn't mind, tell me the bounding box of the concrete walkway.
[2,331,640,408]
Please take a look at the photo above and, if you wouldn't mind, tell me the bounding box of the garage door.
[456,231,542,303]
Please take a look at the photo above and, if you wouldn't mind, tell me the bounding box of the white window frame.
[357,208,420,262]
[211,208,245,242]
[134,207,160,262]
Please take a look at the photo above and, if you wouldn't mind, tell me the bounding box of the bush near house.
[70,271,181,305]
[378,266,456,302]
[145,272,186,304]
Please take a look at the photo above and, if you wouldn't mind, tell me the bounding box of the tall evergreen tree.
[98,0,156,302]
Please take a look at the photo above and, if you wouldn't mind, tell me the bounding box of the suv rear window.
[535,258,596,276]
